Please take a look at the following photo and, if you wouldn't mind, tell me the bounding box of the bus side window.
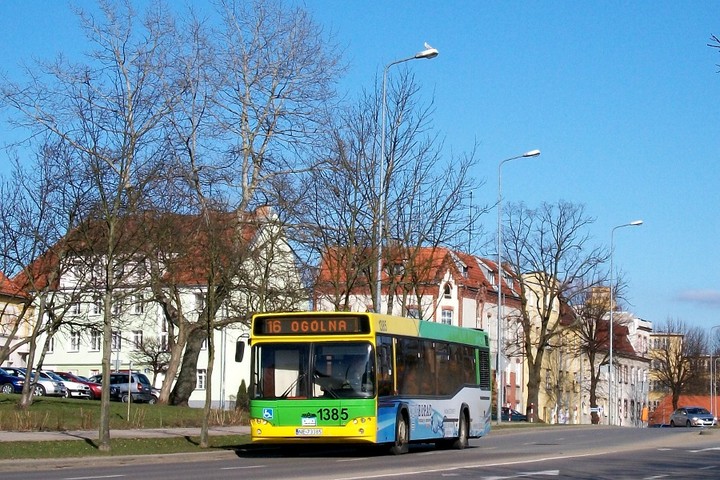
[377,337,393,396]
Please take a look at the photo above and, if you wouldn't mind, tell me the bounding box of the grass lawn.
[0,394,245,431]
[0,394,249,459]
[1,435,250,460]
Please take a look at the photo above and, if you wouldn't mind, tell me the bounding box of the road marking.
[220,465,265,470]
[642,476,669,479]
[482,470,559,480]
[334,454,592,480]
[64,476,125,480]
[689,447,720,453]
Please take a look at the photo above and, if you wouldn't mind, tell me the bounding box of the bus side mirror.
[235,340,245,362]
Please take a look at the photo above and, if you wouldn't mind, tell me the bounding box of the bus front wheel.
[390,412,409,455]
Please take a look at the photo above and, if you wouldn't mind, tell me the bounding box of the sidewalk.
[0,425,250,442]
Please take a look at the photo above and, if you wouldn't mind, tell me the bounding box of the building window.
[196,369,207,390]
[545,369,551,390]
[113,264,124,280]
[443,283,452,299]
[194,293,205,312]
[92,297,102,315]
[201,338,208,350]
[133,330,143,350]
[90,330,101,351]
[70,331,81,352]
[47,337,55,354]
[71,302,82,314]
[133,295,144,314]
[160,318,169,350]
[406,306,420,319]
[112,331,122,351]
[441,309,453,325]
[111,296,123,315]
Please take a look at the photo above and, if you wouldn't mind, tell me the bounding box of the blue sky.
[1,1,719,329]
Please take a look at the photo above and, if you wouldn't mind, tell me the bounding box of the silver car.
[669,406,717,427]
[2,367,67,397]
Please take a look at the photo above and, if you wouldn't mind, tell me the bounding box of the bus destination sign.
[254,315,370,336]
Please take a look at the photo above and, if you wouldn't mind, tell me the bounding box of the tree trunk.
[17,295,47,409]
[98,291,114,452]
[671,390,680,411]
[589,371,600,425]
[526,365,541,422]
[200,323,214,448]
[158,321,189,404]
[170,328,208,406]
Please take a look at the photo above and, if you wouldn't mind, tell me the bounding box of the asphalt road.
[2,425,719,479]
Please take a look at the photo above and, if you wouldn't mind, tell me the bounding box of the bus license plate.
[295,428,323,436]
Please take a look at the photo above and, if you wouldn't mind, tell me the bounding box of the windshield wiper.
[279,372,306,398]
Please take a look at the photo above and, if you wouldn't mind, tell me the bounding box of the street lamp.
[710,325,720,417]
[496,149,540,425]
[375,43,439,313]
[608,220,643,426]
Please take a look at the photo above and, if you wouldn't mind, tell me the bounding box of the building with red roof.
[1,206,302,408]
[0,271,32,367]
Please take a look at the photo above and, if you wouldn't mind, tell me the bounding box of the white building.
[5,207,302,408]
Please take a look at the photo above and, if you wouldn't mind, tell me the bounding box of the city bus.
[235,311,492,454]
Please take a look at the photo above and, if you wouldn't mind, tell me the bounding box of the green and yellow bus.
[236,311,492,454]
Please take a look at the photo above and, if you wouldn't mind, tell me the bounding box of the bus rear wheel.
[390,412,409,455]
[451,411,469,449]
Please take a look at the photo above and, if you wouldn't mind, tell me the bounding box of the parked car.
[491,407,528,422]
[2,367,67,397]
[669,407,717,427]
[55,372,102,400]
[51,371,93,399]
[0,367,25,394]
[89,371,154,403]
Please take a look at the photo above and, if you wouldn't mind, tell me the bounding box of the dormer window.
[443,283,452,299]
[461,265,468,278]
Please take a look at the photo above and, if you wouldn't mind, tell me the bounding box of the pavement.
[0,425,250,442]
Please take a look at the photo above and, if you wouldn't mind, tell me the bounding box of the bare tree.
[651,318,707,411]
[1,0,181,450]
[158,0,343,421]
[565,280,638,424]
[305,69,484,315]
[129,336,169,386]
[502,201,608,422]
[0,143,93,408]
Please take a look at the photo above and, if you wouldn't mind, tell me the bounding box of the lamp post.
[715,357,720,419]
[375,44,439,313]
[608,220,643,426]
[710,325,720,417]
[496,149,540,424]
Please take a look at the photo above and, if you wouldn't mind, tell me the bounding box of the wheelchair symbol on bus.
[263,408,274,420]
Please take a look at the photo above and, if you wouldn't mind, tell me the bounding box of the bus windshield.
[252,342,375,400]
